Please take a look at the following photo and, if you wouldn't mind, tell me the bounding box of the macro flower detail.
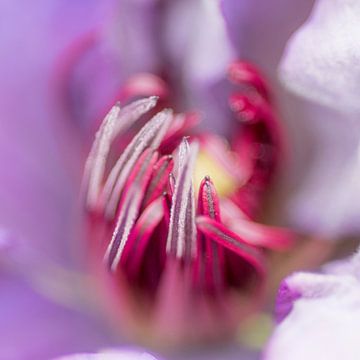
[5,0,360,358]
[82,63,295,344]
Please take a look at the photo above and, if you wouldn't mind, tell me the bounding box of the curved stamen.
[166,139,198,261]
[196,176,225,294]
[227,61,283,217]
[102,109,172,218]
[196,216,265,283]
[83,96,158,209]
[121,196,164,280]
[105,149,158,271]
[142,155,174,208]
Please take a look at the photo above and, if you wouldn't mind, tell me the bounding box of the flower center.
[82,61,295,343]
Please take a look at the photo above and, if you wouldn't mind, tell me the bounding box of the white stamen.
[102,109,172,219]
[166,139,198,260]
[82,96,158,209]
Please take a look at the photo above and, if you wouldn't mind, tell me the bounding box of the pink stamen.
[121,196,164,281]
[142,155,174,208]
[105,149,158,271]
[83,96,158,210]
[227,61,283,218]
[196,176,225,294]
[83,60,296,341]
[228,61,270,101]
[102,108,172,219]
[166,139,198,261]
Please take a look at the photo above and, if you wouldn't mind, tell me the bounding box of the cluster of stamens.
[82,61,294,341]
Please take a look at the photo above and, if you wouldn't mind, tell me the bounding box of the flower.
[2,0,348,358]
[82,62,294,344]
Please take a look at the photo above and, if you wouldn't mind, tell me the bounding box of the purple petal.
[61,0,164,135]
[107,0,162,75]
[164,0,234,85]
[0,0,110,262]
[275,280,302,323]
[221,0,314,76]
[0,273,115,360]
[162,0,235,135]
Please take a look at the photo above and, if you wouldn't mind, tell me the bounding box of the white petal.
[280,0,360,113]
[56,349,160,360]
[265,254,360,360]
[162,0,235,134]
[274,0,360,237]
[278,105,360,237]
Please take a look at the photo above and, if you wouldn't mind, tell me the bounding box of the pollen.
[194,150,238,198]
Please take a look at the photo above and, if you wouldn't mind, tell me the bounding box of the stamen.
[198,176,221,221]
[83,103,120,209]
[142,155,174,208]
[228,61,283,217]
[160,112,201,153]
[104,149,158,271]
[196,216,265,281]
[196,176,225,294]
[166,139,198,261]
[120,196,164,279]
[83,96,158,209]
[229,94,262,124]
[168,173,176,196]
[228,61,269,101]
[102,109,172,219]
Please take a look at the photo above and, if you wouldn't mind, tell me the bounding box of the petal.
[0,273,114,360]
[0,0,106,262]
[164,0,234,86]
[163,0,235,135]
[54,345,259,360]
[56,348,161,360]
[273,95,360,238]
[59,0,162,135]
[169,345,259,360]
[105,0,163,75]
[265,253,360,360]
[221,0,314,76]
[279,0,360,113]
